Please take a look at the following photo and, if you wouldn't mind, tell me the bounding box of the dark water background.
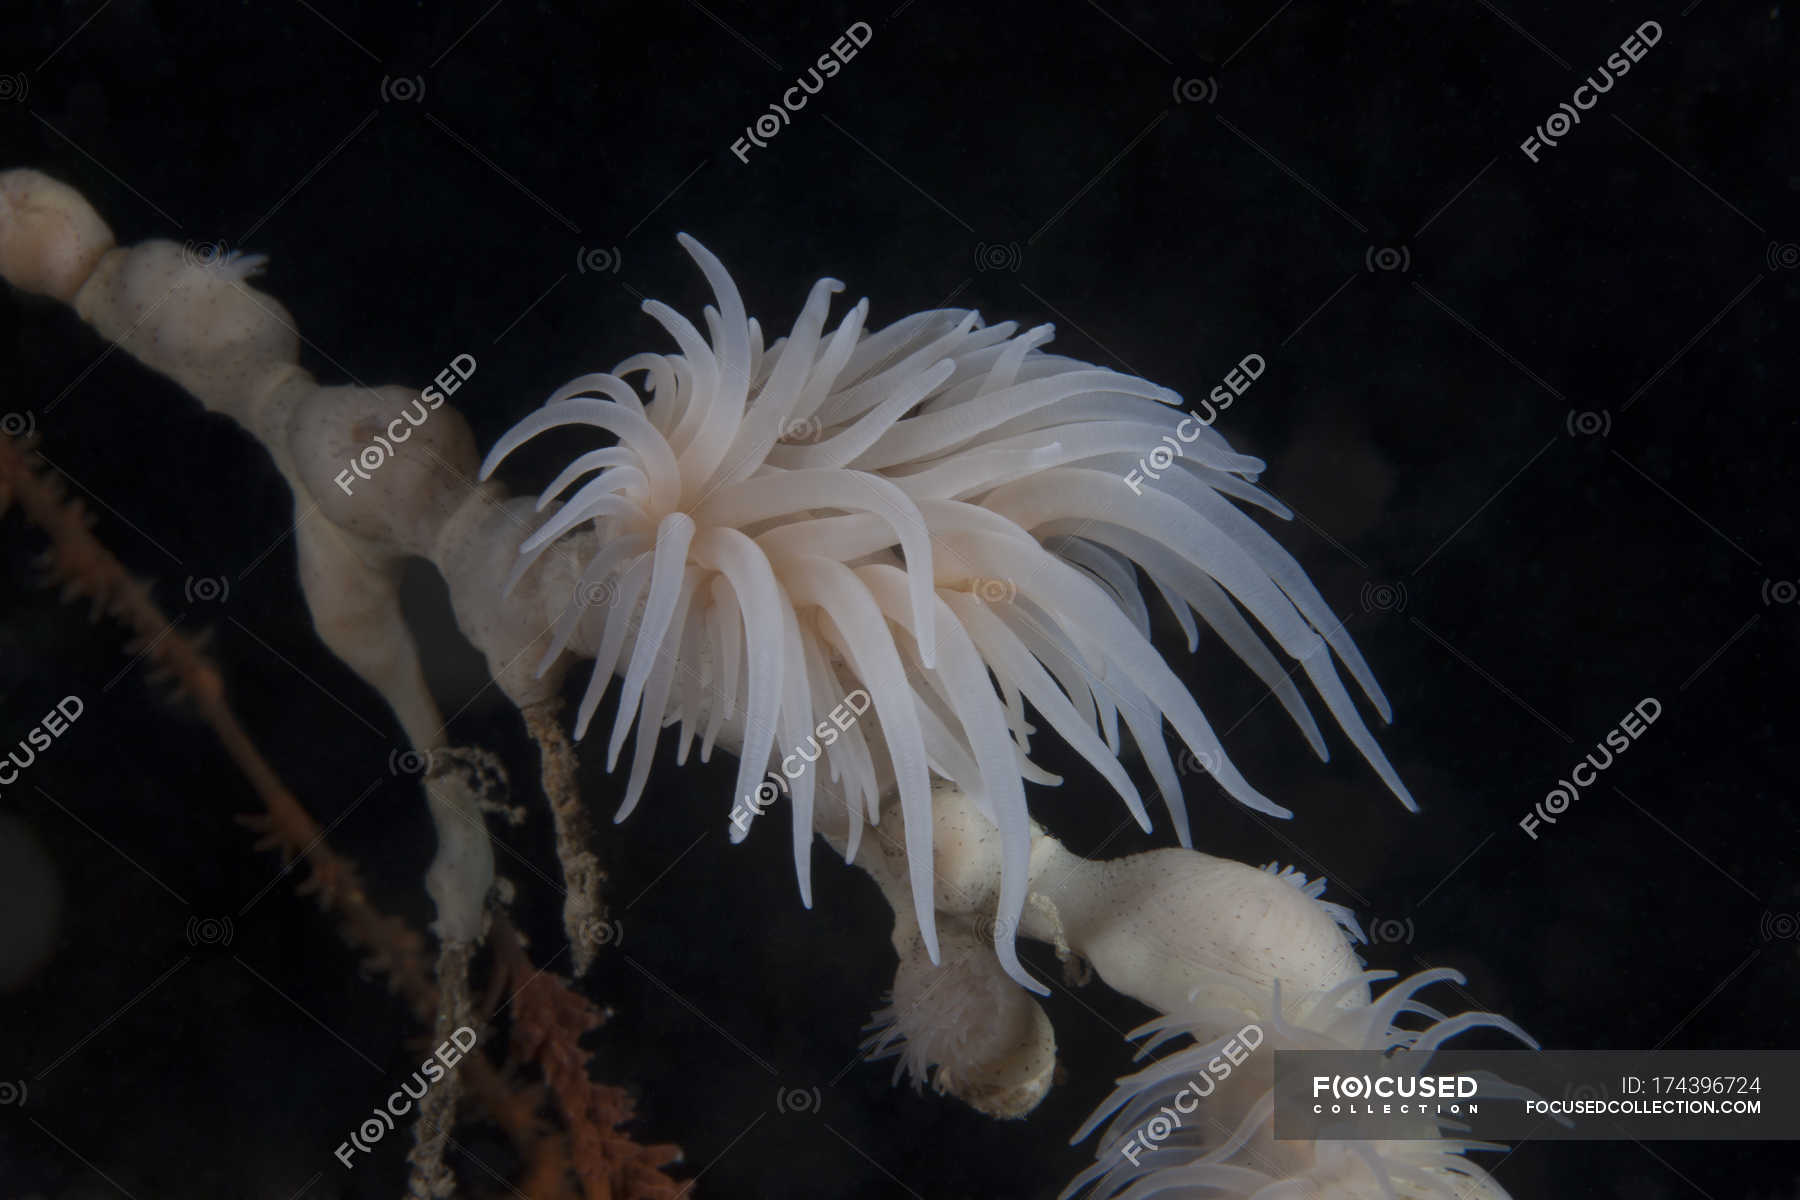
[1,3,1796,1197]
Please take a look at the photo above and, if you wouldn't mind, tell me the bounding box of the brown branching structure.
[0,429,687,1200]
[525,698,611,979]
[491,917,685,1200]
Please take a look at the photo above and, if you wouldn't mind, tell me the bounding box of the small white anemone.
[1067,968,1535,1200]
[480,235,1414,992]
[862,917,1057,1119]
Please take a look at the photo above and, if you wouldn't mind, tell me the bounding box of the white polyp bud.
[289,383,483,558]
[71,238,299,419]
[1029,841,1368,1023]
[922,782,1365,1023]
[0,169,115,301]
[865,920,1056,1119]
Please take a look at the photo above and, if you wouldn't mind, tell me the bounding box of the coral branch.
[492,916,685,1200]
[525,698,610,977]
[0,430,435,1008]
[0,428,684,1200]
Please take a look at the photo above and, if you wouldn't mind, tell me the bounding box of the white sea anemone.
[1067,968,1535,1200]
[480,235,1413,992]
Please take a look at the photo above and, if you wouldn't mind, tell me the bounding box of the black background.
[1,2,1796,1198]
